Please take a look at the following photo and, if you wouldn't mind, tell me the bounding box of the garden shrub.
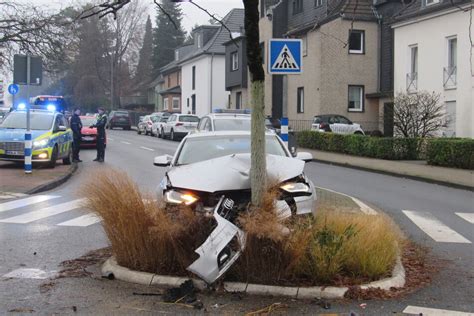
[426,138,474,170]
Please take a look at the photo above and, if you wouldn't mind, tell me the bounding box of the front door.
[383,103,394,137]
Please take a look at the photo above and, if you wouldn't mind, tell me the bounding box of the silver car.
[153,131,317,284]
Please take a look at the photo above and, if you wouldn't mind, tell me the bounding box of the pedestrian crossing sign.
[268,39,303,74]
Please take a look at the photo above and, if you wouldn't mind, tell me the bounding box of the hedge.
[426,138,474,170]
[296,131,420,160]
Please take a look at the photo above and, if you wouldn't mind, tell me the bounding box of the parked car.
[79,116,107,148]
[311,114,364,135]
[137,115,156,135]
[197,113,251,132]
[107,110,131,130]
[152,116,169,138]
[162,114,200,141]
[153,131,316,284]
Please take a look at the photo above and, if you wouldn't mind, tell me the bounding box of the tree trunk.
[243,0,266,206]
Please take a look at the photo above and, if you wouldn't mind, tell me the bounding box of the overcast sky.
[22,0,244,33]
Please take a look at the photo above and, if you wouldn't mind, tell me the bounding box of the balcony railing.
[443,66,457,89]
[406,72,418,93]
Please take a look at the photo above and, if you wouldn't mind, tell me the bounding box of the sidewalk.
[304,149,473,190]
[0,161,77,196]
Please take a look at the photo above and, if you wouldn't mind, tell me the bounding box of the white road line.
[0,195,60,213]
[0,199,85,224]
[140,146,155,152]
[403,305,474,315]
[456,212,474,224]
[402,210,471,243]
[57,213,101,227]
[121,141,131,145]
[315,186,377,215]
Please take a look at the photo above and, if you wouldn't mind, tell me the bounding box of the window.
[164,98,169,110]
[425,0,440,6]
[349,30,364,54]
[175,50,179,61]
[407,45,418,92]
[348,85,364,112]
[231,52,239,71]
[236,91,242,109]
[192,66,196,90]
[302,34,308,56]
[292,0,303,15]
[337,116,351,124]
[445,37,457,88]
[297,87,304,113]
[172,97,180,110]
[315,0,323,7]
[197,33,202,48]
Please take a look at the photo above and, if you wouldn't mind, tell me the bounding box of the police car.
[0,102,73,168]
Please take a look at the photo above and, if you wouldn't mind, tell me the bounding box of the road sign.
[13,55,42,86]
[268,39,303,74]
[8,84,19,95]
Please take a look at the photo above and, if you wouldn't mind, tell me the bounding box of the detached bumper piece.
[187,197,246,284]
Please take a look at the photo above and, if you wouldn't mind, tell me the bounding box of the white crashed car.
[153,131,317,284]
[311,114,365,135]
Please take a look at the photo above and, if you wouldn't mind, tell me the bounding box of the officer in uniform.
[70,108,83,163]
[91,107,107,162]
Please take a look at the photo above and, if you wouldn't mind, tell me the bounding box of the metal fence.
[288,120,380,134]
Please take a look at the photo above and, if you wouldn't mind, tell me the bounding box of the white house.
[393,0,473,138]
[180,9,245,117]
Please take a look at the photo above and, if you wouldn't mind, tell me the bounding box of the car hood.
[0,129,49,141]
[167,153,304,192]
[81,127,97,135]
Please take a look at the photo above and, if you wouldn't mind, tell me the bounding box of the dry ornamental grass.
[82,169,401,286]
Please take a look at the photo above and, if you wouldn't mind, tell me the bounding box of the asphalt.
[0,129,472,315]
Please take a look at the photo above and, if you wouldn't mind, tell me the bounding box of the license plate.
[82,136,94,141]
[6,150,22,156]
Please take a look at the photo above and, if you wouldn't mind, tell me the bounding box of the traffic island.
[0,161,77,196]
[83,169,408,300]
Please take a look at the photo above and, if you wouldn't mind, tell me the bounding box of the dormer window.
[425,0,440,6]
[175,50,179,61]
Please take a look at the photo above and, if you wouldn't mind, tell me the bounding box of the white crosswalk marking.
[57,214,101,227]
[0,195,60,213]
[403,305,474,315]
[402,210,471,243]
[456,212,474,224]
[0,199,85,224]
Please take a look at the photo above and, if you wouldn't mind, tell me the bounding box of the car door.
[336,116,353,134]
[165,115,175,134]
[53,115,66,157]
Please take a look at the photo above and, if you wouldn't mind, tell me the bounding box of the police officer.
[70,108,83,163]
[91,107,107,162]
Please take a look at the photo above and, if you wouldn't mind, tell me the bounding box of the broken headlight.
[280,182,310,194]
[164,190,199,206]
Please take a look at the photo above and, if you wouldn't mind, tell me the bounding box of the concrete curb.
[101,256,405,299]
[312,158,473,192]
[26,163,78,195]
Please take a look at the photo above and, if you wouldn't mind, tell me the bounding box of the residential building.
[159,45,194,113]
[258,0,381,132]
[224,35,249,110]
[392,0,473,137]
[180,9,245,116]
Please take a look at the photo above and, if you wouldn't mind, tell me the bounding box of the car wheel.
[48,146,58,168]
[62,148,72,165]
[170,129,175,141]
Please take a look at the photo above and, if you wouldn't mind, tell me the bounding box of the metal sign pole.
[24,55,32,174]
[281,75,288,149]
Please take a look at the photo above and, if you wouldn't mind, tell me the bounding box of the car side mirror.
[296,152,313,163]
[154,154,173,167]
[57,125,67,132]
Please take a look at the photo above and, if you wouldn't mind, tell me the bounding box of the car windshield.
[179,116,199,123]
[114,111,129,117]
[0,112,54,130]
[81,117,97,126]
[214,119,251,131]
[176,135,287,165]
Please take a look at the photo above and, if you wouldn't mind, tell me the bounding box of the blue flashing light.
[46,104,56,112]
[18,103,26,110]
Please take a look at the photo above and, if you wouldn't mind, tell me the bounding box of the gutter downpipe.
[210,53,214,113]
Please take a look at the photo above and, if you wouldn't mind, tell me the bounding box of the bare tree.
[392,91,448,138]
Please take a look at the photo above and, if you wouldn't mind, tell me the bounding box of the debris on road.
[162,279,203,309]
[245,302,287,316]
[8,308,35,313]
